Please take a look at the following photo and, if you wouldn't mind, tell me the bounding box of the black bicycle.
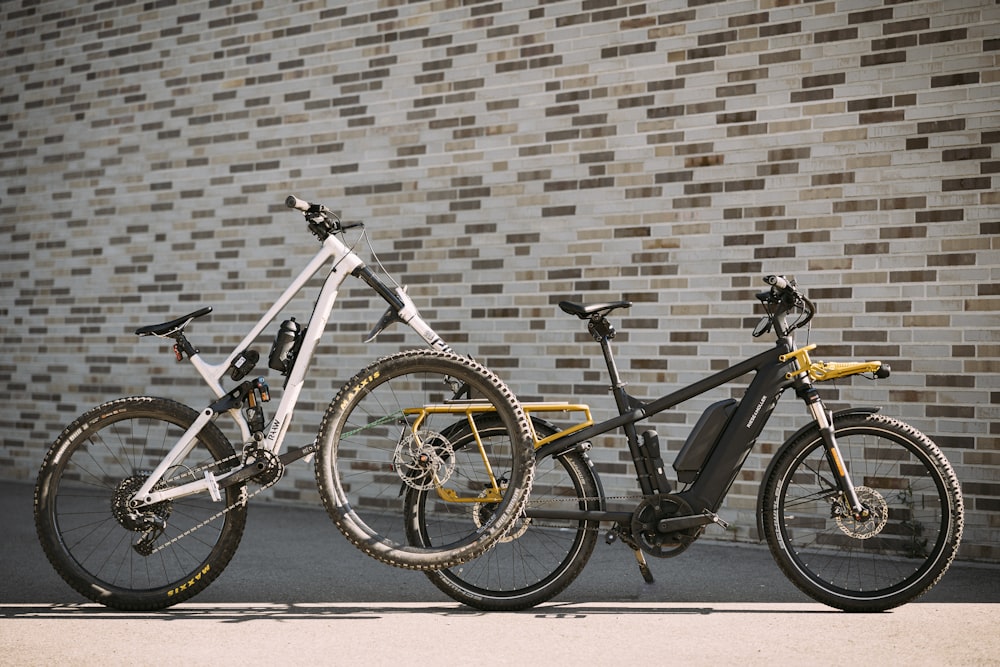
[409,275,964,612]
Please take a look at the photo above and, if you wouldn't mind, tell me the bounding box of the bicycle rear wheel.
[33,396,247,610]
[315,349,534,570]
[761,412,963,612]
[408,417,601,610]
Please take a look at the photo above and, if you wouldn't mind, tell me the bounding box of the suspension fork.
[796,381,868,519]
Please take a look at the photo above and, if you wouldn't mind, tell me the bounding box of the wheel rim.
[775,425,952,600]
[39,407,241,597]
[414,426,598,601]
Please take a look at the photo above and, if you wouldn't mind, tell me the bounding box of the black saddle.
[135,307,213,337]
[558,300,632,319]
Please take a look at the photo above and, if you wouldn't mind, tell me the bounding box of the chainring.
[243,446,284,487]
[630,493,700,558]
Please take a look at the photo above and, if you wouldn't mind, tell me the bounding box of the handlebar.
[764,274,790,290]
[284,195,448,348]
[758,274,815,338]
[285,194,365,241]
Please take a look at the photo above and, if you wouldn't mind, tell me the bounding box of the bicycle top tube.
[534,340,795,460]
[533,274,885,461]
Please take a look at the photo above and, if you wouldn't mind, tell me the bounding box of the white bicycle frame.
[131,223,450,508]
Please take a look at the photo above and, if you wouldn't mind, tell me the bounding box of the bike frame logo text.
[341,371,380,410]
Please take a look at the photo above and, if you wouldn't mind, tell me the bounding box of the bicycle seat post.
[589,313,665,499]
[588,315,630,414]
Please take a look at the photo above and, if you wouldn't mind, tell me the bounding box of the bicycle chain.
[142,449,279,555]
[142,457,647,552]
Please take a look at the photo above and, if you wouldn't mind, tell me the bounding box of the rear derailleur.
[112,472,172,556]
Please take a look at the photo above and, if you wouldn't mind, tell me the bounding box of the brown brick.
[931,72,980,88]
[917,119,966,133]
[883,18,930,35]
[942,177,991,191]
[880,196,926,210]
[815,28,858,43]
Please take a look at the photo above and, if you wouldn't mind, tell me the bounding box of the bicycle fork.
[796,382,868,520]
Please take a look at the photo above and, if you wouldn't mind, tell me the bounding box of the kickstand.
[634,549,654,584]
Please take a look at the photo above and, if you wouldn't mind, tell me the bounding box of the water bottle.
[268,318,301,375]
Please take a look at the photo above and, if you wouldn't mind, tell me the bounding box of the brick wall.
[2,0,997,560]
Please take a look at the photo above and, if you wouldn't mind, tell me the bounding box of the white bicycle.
[33,196,534,610]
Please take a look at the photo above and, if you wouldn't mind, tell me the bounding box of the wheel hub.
[471,483,527,543]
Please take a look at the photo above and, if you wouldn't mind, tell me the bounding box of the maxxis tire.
[34,396,247,611]
[315,349,534,570]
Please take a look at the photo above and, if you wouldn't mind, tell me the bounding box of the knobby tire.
[314,349,534,570]
[33,396,247,611]
[761,412,963,612]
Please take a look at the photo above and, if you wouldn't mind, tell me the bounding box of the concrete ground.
[2,479,997,665]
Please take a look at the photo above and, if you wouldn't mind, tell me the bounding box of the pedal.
[708,512,729,530]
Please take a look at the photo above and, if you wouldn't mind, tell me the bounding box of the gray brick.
[2,0,998,560]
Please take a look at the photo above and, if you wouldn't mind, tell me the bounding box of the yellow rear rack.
[402,401,593,504]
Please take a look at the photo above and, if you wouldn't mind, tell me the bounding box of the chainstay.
[147,480,268,554]
[518,494,643,532]
[143,451,273,555]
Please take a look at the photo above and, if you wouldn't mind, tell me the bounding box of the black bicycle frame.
[530,336,797,522]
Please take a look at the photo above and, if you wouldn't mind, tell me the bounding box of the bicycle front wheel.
[315,349,534,570]
[761,412,963,612]
[409,417,601,610]
[33,397,247,610]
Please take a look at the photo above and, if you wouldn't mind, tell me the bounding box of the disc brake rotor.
[394,429,455,491]
[835,486,888,539]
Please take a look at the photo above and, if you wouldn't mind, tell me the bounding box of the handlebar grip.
[765,275,790,290]
[285,195,310,211]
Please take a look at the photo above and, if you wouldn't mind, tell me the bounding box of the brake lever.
[364,305,402,343]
